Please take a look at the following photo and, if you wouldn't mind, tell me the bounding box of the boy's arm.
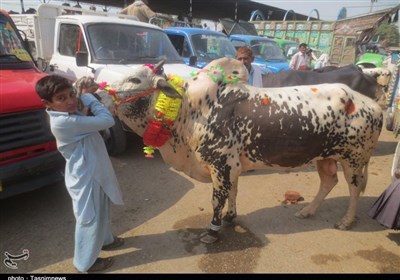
[66,94,115,135]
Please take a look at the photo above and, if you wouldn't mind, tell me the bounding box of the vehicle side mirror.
[189,55,197,67]
[76,51,96,74]
[76,51,88,67]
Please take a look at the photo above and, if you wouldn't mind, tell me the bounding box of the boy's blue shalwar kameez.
[47,94,124,272]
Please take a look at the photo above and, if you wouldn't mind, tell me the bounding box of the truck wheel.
[102,117,127,156]
[386,107,394,131]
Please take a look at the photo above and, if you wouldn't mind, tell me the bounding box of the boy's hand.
[81,84,99,94]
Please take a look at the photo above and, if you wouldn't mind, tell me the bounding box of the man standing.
[236,46,263,87]
[120,0,172,23]
[289,43,310,70]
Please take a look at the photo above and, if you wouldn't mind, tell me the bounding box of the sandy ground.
[1,109,399,274]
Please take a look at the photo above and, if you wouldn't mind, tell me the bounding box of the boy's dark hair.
[35,75,72,101]
[299,43,307,48]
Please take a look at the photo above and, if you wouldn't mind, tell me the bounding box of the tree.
[374,22,400,47]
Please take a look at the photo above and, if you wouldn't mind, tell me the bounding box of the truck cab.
[356,43,389,68]
[165,27,237,69]
[0,9,64,199]
[11,4,198,156]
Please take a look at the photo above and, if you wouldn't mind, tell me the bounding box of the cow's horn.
[155,60,166,71]
[156,79,182,99]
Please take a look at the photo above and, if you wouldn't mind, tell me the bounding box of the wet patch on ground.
[311,246,400,273]
[174,213,264,273]
[356,246,400,273]
[311,254,341,265]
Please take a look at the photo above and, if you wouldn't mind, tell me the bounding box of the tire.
[102,117,127,156]
[386,107,394,131]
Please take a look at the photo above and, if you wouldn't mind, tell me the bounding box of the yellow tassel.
[154,74,184,121]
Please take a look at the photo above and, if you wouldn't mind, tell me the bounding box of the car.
[165,27,237,69]
[273,38,299,61]
[229,35,289,73]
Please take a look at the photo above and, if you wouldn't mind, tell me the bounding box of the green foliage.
[374,23,400,47]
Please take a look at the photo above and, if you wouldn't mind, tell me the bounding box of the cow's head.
[112,60,182,100]
[362,68,392,89]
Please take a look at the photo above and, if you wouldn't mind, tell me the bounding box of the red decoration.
[143,120,172,148]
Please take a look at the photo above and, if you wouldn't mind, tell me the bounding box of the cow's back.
[221,82,383,169]
[262,65,378,100]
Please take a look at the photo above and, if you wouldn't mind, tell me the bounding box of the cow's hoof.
[334,220,353,230]
[199,230,219,244]
[223,214,236,225]
[294,210,312,219]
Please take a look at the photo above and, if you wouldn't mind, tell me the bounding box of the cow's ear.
[156,79,182,99]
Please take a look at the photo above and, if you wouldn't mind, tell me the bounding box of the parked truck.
[11,3,197,155]
[251,5,399,66]
[165,27,237,69]
[0,9,65,199]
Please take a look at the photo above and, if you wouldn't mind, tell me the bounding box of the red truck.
[0,10,65,199]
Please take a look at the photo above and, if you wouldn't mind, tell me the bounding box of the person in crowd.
[289,43,311,70]
[236,46,264,87]
[368,142,400,231]
[119,0,172,23]
[314,53,330,69]
[35,75,125,273]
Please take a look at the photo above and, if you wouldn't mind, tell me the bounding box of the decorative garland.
[143,74,185,158]
[99,64,240,158]
[190,65,240,84]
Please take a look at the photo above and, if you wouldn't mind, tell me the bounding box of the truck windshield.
[190,34,237,61]
[250,40,286,61]
[0,13,33,65]
[87,23,184,63]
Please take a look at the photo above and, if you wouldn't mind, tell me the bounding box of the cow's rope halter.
[98,82,157,110]
[99,69,184,158]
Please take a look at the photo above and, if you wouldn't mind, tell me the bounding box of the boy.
[35,75,124,273]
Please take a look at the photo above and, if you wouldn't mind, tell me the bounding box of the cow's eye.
[232,71,239,75]
[128,78,141,84]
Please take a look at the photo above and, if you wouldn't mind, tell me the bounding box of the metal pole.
[235,1,238,22]
[370,0,377,13]
[20,0,25,13]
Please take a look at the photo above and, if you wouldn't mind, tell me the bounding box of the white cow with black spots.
[99,58,383,243]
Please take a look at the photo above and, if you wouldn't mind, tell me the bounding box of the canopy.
[71,0,311,21]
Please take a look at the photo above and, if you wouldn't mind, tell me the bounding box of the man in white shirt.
[236,46,263,87]
[289,43,310,70]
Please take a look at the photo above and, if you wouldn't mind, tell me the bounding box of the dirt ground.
[1,109,399,274]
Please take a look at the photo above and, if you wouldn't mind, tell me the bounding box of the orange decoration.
[311,88,318,93]
[344,99,355,115]
[262,97,271,105]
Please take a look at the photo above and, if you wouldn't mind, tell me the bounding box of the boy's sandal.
[87,257,114,272]
[102,237,125,251]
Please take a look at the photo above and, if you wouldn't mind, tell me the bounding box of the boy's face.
[42,88,78,113]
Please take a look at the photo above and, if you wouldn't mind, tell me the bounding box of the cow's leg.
[334,162,368,230]
[295,158,338,218]
[223,177,238,224]
[200,164,240,244]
